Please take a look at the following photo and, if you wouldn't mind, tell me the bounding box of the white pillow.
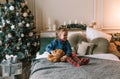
[77,42,94,55]
[86,27,112,42]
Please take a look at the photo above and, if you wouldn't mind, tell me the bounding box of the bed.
[29,54,120,79]
[30,28,120,79]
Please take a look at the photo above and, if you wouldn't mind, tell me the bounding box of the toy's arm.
[60,55,67,62]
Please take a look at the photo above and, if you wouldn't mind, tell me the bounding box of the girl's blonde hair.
[56,28,68,39]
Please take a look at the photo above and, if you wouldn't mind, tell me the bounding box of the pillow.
[77,43,88,55]
[77,41,95,55]
[91,37,109,54]
[86,27,112,42]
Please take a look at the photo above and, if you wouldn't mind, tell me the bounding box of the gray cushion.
[91,37,109,54]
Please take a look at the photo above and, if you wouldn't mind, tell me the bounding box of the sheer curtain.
[27,0,35,15]
[27,0,41,34]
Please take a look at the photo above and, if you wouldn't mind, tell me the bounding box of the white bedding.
[83,53,120,61]
[36,52,120,61]
[36,52,49,59]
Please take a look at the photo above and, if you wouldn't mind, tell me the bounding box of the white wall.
[98,0,120,33]
[34,0,96,31]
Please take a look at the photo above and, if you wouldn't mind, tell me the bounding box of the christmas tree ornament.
[9,5,14,11]
[2,18,5,22]
[16,46,20,50]
[2,19,5,25]
[26,23,30,27]
[22,20,25,24]
[18,38,21,41]
[6,20,10,24]
[3,23,5,26]
[4,6,7,10]
[7,33,12,38]
[5,44,9,49]
[29,32,33,36]
[11,25,15,29]
[27,42,30,46]
[25,49,29,55]
[21,33,24,37]
[23,12,28,17]
[16,12,19,16]
[18,22,22,26]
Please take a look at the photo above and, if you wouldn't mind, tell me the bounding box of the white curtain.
[27,0,35,15]
[27,0,41,33]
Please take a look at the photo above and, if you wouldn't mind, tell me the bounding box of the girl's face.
[59,31,68,41]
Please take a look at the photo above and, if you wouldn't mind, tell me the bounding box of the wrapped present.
[0,63,22,77]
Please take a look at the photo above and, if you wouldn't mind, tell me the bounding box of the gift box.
[0,63,22,77]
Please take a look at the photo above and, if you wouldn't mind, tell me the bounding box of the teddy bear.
[47,49,66,62]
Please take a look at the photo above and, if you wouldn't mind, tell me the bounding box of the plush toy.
[47,49,66,62]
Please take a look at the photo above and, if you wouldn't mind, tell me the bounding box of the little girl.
[45,28,89,67]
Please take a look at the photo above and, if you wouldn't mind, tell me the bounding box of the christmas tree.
[0,0,40,62]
